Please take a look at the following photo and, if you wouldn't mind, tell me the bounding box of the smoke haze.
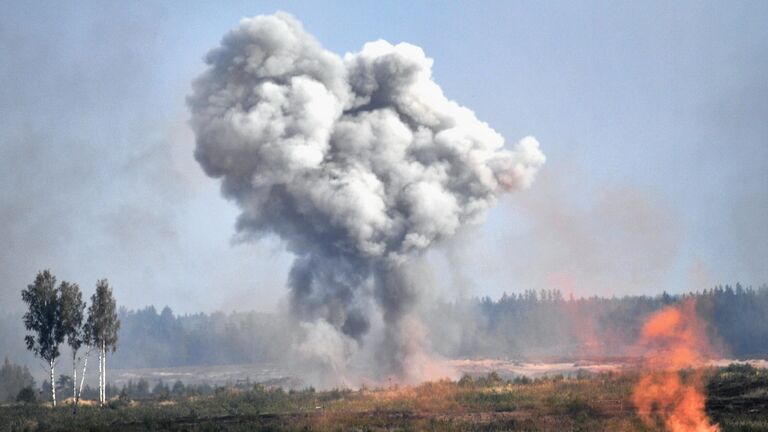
[0,2,766,392]
[188,13,544,381]
[1,2,765,316]
[500,168,681,298]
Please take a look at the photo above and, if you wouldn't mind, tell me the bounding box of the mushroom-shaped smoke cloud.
[188,12,545,380]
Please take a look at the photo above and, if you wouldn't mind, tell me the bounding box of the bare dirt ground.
[105,357,768,389]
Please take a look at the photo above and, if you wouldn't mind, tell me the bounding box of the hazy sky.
[1,1,766,314]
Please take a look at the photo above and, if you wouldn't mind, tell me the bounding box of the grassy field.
[1,365,767,431]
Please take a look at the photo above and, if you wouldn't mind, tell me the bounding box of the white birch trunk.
[50,358,56,407]
[73,354,77,405]
[101,345,105,405]
[103,343,107,403]
[78,351,89,401]
[98,347,102,407]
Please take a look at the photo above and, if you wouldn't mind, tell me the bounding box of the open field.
[2,364,767,431]
[91,358,768,389]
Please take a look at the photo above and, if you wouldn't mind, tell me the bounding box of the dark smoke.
[188,13,544,381]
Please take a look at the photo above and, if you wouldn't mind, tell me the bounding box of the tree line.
[103,283,768,368]
[113,284,768,368]
[423,283,768,359]
[3,281,767,401]
[0,357,35,402]
[20,270,119,409]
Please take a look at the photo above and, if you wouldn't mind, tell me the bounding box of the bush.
[16,386,37,404]
[513,375,532,385]
[458,374,475,388]
[108,397,129,409]
[476,372,505,387]
[1,358,35,401]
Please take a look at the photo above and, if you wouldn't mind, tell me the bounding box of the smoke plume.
[188,13,544,380]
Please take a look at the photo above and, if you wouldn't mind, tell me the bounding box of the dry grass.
[0,367,764,431]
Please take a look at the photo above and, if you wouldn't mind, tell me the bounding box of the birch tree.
[21,270,64,407]
[79,318,93,406]
[59,281,85,410]
[84,279,120,407]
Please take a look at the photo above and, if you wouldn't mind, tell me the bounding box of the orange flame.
[631,299,719,432]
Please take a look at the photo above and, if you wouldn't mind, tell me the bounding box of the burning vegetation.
[631,299,719,431]
[5,365,768,431]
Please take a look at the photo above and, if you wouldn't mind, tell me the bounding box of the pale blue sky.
[1,1,766,313]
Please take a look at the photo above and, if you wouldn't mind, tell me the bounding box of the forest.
[2,283,767,431]
[2,283,765,374]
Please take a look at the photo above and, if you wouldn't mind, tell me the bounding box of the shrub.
[476,372,504,387]
[458,374,475,388]
[16,386,37,404]
[1,358,35,402]
[513,375,532,385]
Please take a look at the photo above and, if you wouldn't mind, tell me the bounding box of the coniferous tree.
[59,281,85,408]
[0,357,35,402]
[21,270,65,407]
[84,279,120,406]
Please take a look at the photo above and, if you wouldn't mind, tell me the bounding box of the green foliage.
[55,374,73,398]
[15,386,37,404]
[58,281,85,355]
[427,283,768,360]
[20,270,71,405]
[84,279,120,352]
[20,270,64,364]
[706,363,768,431]
[707,363,768,400]
[152,380,171,401]
[0,358,35,402]
[512,375,532,385]
[136,378,150,398]
[564,397,598,418]
[1,365,764,431]
[474,372,505,387]
[171,380,185,398]
[7,283,768,373]
[457,374,474,388]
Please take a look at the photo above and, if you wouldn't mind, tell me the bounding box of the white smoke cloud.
[188,12,544,380]
[297,320,358,386]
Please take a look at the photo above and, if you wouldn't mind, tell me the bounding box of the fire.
[631,299,719,432]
